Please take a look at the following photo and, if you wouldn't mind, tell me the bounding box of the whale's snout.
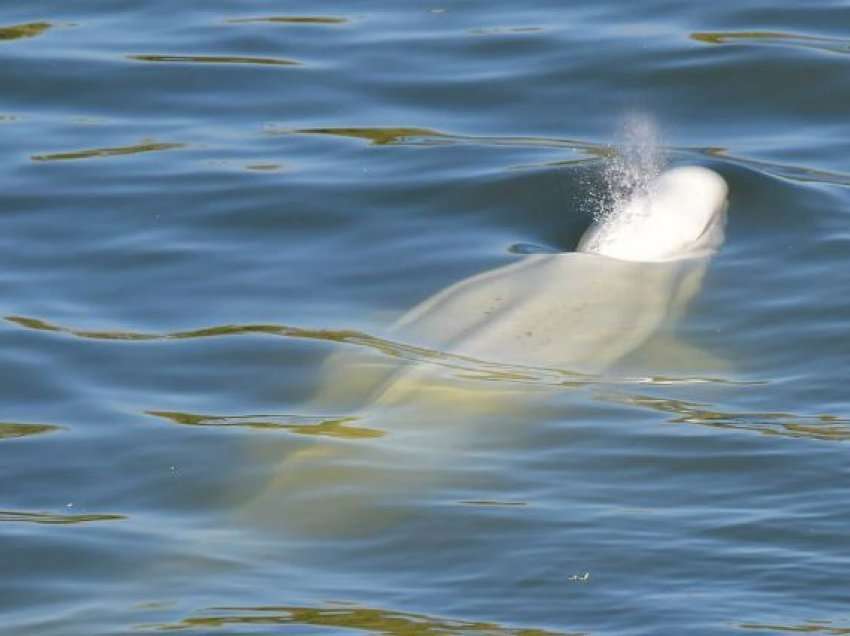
[578,165,729,262]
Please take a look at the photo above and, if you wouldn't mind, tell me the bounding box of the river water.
[3,2,850,634]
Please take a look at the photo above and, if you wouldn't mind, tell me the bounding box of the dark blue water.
[3,2,850,634]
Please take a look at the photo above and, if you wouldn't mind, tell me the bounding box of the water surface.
[3,1,850,634]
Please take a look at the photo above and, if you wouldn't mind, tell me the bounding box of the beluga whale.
[246,163,730,536]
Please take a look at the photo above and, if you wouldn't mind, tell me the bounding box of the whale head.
[578,166,729,262]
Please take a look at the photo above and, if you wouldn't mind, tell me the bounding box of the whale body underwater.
[246,165,729,534]
[316,165,730,410]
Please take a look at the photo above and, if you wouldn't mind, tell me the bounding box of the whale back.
[393,254,645,367]
[384,253,704,383]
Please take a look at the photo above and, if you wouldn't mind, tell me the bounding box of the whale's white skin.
[363,166,729,407]
[577,166,728,262]
[248,166,729,535]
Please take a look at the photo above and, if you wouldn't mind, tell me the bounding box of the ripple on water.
[243,163,283,172]
[4,315,745,390]
[31,141,185,162]
[203,160,287,173]
[691,31,850,56]
[738,620,850,634]
[602,391,850,443]
[0,22,50,41]
[144,603,582,635]
[127,54,301,66]
[0,422,61,440]
[467,26,546,36]
[693,147,850,188]
[146,411,384,439]
[286,126,609,156]
[293,126,449,146]
[225,16,350,25]
[0,510,125,524]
